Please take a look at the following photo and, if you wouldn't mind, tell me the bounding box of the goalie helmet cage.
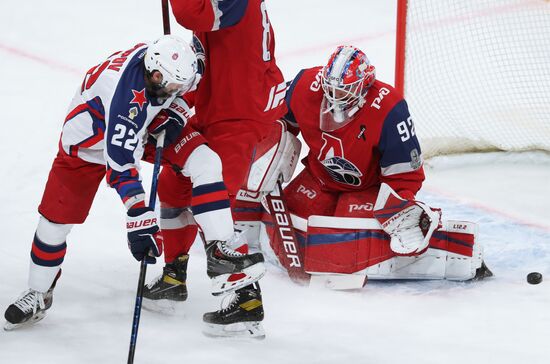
[394,0,550,158]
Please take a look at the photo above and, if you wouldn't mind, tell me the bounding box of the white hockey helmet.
[144,35,199,96]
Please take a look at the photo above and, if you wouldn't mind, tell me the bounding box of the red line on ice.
[0,42,82,76]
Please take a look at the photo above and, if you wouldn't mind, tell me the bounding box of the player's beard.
[144,71,172,101]
[146,82,172,101]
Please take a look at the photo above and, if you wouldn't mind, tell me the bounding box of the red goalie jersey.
[170,0,287,126]
[285,66,425,200]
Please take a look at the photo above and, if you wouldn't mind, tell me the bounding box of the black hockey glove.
[148,110,184,147]
[148,97,192,147]
[126,207,163,263]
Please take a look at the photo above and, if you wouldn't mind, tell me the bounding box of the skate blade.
[211,263,266,296]
[4,311,47,331]
[202,321,265,340]
[142,298,186,316]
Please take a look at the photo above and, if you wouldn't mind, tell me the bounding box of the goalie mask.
[144,35,200,98]
[320,45,376,132]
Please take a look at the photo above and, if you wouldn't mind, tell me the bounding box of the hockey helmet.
[144,35,199,96]
[320,45,376,131]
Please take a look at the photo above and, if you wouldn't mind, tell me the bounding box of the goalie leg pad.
[365,220,483,281]
[239,120,301,194]
[304,215,392,274]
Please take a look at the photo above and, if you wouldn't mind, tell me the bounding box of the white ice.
[0,1,549,364]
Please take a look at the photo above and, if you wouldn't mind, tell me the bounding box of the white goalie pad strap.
[374,183,441,255]
[290,213,307,232]
[278,131,302,183]
[308,215,381,230]
[245,120,301,193]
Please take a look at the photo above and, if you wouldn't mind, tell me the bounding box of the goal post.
[395,0,550,158]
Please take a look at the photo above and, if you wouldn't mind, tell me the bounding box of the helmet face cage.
[321,77,366,110]
[321,46,375,113]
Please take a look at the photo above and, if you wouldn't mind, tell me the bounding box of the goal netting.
[395,0,550,158]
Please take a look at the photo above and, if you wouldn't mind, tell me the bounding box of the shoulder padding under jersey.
[283,68,310,127]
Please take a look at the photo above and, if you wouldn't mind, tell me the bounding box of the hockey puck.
[527,272,543,285]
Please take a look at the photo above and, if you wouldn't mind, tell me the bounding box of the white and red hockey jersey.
[60,43,178,205]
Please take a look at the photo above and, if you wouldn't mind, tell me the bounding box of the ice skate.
[4,270,60,331]
[203,283,265,339]
[205,240,266,296]
[143,254,189,314]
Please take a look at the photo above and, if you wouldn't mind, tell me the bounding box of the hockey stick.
[128,3,171,361]
[162,0,171,35]
[127,131,165,364]
[264,181,311,284]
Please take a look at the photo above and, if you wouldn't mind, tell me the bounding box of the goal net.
[395,0,550,158]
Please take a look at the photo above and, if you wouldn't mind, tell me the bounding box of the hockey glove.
[148,97,192,147]
[374,183,441,255]
[126,207,163,263]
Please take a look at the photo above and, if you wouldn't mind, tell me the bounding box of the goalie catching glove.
[126,207,163,263]
[374,183,441,255]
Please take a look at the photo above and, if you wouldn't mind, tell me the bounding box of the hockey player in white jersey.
[3,35,265,331]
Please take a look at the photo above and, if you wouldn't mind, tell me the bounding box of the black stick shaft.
[127,132,165,364]
[162,0,171,35]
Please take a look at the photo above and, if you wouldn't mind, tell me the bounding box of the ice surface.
[0,1,548,363]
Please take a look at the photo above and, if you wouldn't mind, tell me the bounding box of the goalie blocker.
[261,184,492,289]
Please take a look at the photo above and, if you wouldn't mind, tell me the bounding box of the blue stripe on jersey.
[106,166,145,200]
[217,0,249,29]
[378,99,422,168]
[116,181,144,199]
[192,200,231,215]
[307,231,387,246]
[283,69,306,126]
[88,96,105,118]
